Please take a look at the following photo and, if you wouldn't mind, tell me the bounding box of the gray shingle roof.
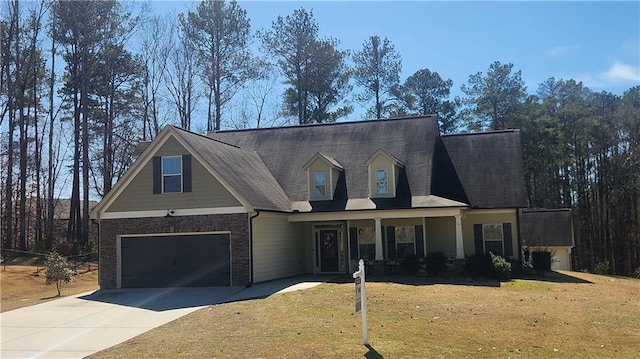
[520,209,575,247]
[209,116,441,203]
[145,116,526,212]
[442,130,526,208]
[171,127,292,212]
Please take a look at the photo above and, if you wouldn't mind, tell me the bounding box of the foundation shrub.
[424,251,447,276]
[400,255,421,275]
[466,252,511,281]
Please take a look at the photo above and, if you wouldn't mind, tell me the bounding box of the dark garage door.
[121,233,230,288]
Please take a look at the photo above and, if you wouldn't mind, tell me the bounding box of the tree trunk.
[81,49,90,248]
[46,34,56,250]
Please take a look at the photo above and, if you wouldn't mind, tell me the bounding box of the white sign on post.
[352,259,368,345]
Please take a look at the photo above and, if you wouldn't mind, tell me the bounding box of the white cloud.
[601,61,640,83]
[572,61,640,91]
[549,45,581,57]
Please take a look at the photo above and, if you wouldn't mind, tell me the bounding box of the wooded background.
[1,1,638,276]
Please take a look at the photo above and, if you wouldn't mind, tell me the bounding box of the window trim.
[162,155,183,193]
[482,223,504,255]
[312,171,327,199]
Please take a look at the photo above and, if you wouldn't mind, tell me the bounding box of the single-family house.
[91,115,526,288]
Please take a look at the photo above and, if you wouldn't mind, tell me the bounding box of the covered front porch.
[290,208,468,275]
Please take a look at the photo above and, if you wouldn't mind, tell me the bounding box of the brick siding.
[99,213,249,289]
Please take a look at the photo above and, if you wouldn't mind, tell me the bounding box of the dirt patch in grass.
[88,270,639,358]
[1,264,99,312]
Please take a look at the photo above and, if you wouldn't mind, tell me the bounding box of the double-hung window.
[162,156,182,193]
[313,172,326,199]
[483,224,504,255]
[375,169,388,195]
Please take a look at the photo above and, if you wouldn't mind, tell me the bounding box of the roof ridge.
[170,125,263,155]
[442,129,520,137]
[208,115,438,135]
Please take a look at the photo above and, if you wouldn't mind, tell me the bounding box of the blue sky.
[154,0,639,103]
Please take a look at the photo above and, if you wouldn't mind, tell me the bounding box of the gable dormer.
[365,149,404,198]
[303,152,344,201]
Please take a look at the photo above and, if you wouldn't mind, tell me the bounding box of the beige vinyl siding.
[368,155,396,198]
[302,222,314,273]
[106,137,242,212]
[462,210,518,258]
[252,213,305,282]
[350,219,374,228]
[425,217,456,258]
[382,218,422,227]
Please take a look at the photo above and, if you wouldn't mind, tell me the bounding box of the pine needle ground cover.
[90,271,639,358]
[1,262,99,312]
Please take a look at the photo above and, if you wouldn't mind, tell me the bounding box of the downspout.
[248,211,261,287]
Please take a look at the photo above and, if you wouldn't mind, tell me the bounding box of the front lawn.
[89,271,640,358]
[1,261,99,312]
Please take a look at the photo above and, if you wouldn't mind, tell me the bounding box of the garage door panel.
[121,233,230,288]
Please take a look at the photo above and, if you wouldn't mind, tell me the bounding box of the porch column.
[455,214,464,259]
[374,217,384,260]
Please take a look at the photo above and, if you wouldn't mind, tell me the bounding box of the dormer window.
[375,169,389,195]
[313,172,327,198]
[303,152,344,201]
[365,149,404,198]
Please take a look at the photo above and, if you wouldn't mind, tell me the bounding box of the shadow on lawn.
[364,344,383,359]
[329,268,593,287]
[513,269,593,284]
[329,274,501,288]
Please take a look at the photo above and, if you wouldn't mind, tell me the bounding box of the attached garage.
[119,233,231,288]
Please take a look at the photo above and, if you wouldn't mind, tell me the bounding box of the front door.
[319,229,339,272]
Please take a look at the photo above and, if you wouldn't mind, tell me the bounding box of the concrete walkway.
[1,275,335,359]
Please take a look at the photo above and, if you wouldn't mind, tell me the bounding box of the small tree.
[45,251,73,296]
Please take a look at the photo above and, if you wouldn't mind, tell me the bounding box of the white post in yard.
[353,259,368,345]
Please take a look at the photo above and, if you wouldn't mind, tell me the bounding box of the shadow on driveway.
[79,287,244,311]
[79,274,338,311]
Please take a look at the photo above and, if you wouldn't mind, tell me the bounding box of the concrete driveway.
[1,275,333,359]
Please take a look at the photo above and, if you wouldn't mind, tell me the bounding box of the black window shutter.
[152,156,161,194]
[503,223,513,257]
[182,154,192,192]
[474,224,484,255]
[386,226,396,260]
[415,225,424,258]
[349,228,358,260]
